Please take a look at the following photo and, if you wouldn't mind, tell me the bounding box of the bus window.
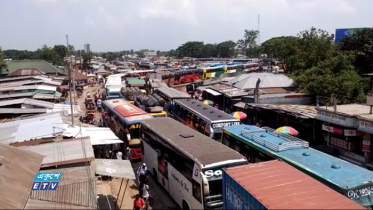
[193,115,199,129]
[234,141,241,152]
[128,124,141,139]
[212,133,222,141]
[186,112,191,124]
[192,180,202,203]
[222,133,234,149]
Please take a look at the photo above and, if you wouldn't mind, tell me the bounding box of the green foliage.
[0,47,7,69]
[217,41,236,57]
[168,49,177,57]
[293,52,369,104]
[53,45,68,60]
[338,28,373,74]
[82,52,92,70]
[176,41,204,58]
[36,45,63,66]
[237,30,259,56]
[201,44,217,57]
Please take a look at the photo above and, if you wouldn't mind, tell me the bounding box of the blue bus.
[222,125,373,208]
[102,99,153,160]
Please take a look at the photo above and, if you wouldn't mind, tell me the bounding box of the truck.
[222,160,365,210]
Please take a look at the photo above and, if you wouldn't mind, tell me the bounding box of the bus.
[153,87,191,103]
[173,99,240,141]
[198,66,225,79]
[102,98,153,160]
[105,85,123,99]
[222,125,373,208]
[140,117,248,210]
[242,63,259,72]
[223,64,244,73]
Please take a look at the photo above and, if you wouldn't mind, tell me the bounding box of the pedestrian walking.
[126,147,133,160]
[133,194,145,210]
[140,183,150,210]
[116,151,123,160]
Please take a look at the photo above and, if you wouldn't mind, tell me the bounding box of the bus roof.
[102,99,153,123]
[175,99,240,123]
[223,125,373,191]
[141,117,246,168]
[155,87,191,99]
[224,160,365,209]
[113,103,147,118]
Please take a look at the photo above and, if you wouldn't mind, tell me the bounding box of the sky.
[0,0,372,52]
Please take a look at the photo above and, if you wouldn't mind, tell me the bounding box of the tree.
[102,53,107,59]
[168,49,177,57]
[217,41,236,57]
[176,41,204,58]
[156,50,161,56]
[261,36,302,72]
[0,47,7,69]
[293,51,369,104]
[201,44,218,57]
[53,45,68,60]
[36,45,63,66]
[237,30,259,56]
[82,52,92,70]
[339,28,373,74]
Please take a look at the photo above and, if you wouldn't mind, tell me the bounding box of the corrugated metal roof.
[29,178,97,208]
[77,127,123,145]
[19,137,95,168]
[224,160,365,209]
[33,93,59,100]
[0,85,57,92]
[6,60,66,75]
[25,199,95,209]
[0,112,65,145]
[0,144,44,209]
[227,73,296,89]
[95,159,135,179]
[40,161,96,182]
[7,68,46,77]
[0,108,47,114]
[47,104,81,116]
[0,92,35,99]
[235,102,317,119]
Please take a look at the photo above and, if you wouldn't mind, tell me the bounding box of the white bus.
[140,118,248,210]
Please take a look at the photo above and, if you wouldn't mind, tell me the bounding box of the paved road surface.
[133,161,180,210]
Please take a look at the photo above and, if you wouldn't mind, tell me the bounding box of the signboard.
[211,121,240,131]
[335,28,366,44]
[363,134,371,152]
[366,95,373,106]
[345,186,373,200]
[204,169,223,181]
[316,110,356,127]
[358,120,373,134]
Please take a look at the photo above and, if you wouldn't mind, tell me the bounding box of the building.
[1,60,67,78]
[84,44,91,53]
[316,104,373,169]
[144,51,157,58]
[335,28,366,44]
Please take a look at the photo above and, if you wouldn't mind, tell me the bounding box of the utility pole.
[66,34,74,127]
[258,14,261,45]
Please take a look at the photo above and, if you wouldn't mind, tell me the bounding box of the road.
[133,161,180,210]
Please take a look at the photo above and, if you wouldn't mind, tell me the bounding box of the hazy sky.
[0,0,371,52]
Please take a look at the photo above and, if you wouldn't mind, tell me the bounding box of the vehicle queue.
[99,68,371,209]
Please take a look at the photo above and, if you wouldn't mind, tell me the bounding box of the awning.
[91,139,123,146]
[204,88,222,96]
[95,159,136,179]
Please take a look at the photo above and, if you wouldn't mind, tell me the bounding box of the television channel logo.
[31,172,62,191]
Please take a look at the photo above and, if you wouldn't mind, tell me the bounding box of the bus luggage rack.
[241,128,309,152]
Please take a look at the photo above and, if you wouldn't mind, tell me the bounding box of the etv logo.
[31,172,62,191]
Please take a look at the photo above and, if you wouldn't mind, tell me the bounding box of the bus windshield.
[128,124,141,139]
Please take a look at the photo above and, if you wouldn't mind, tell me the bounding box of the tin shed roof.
[19,137,95,168]
[0,144,44,209]
[224,160,365,209]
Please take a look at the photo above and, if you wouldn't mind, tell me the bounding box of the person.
[137,163,148,185]
[126,147,133,160]
[133,194,145,210]
[140,183,150,210]
[97,99,102,112]
[116,151,123,160]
